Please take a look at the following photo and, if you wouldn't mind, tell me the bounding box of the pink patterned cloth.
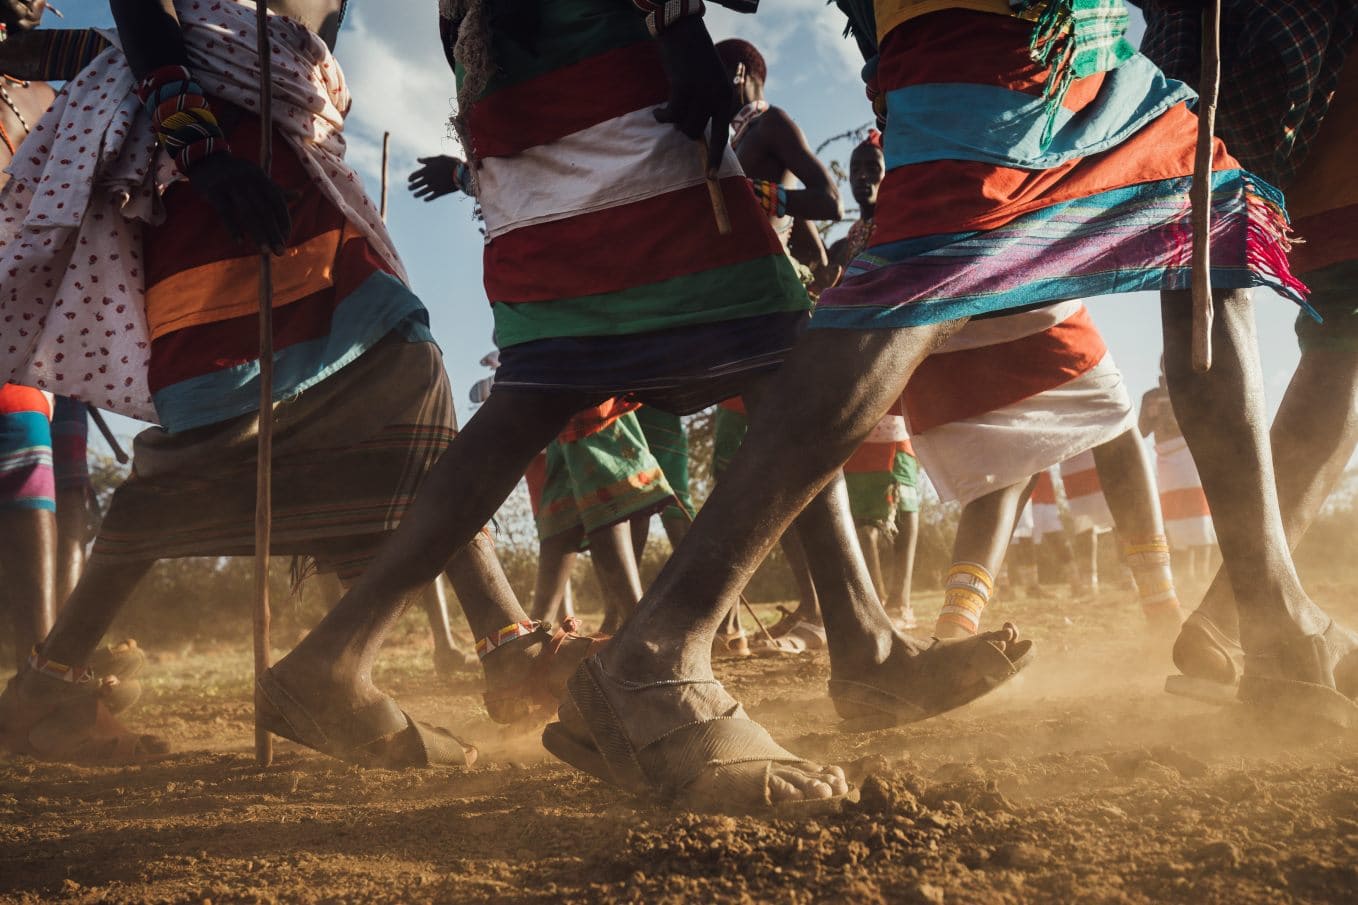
[0,0,402,424]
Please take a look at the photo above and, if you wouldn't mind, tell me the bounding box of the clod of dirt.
[1192,840,1241,869]
[856,770,927,817]
[1131,760,1181,785]
[991,842,1052,870]
[906,881,946,904]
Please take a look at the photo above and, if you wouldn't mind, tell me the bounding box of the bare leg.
[1091,428,1163,540]
[857,525,886,602]
[30,553,152,668]
[531,531,582,624]
[935,480,1031,639]
[422,575,478,678]
[886,510,919,621]
[0,510,58,671]
[1071,529,1098,596]
[779,527,821,622]
[54,489,88,607]
[273,390,579,712]
[589,521,645,633]
[602,323,961,681]
[630,515,650,563]
[1159,289,1336,660]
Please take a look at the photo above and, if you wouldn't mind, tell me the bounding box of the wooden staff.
[86,406,128,465]
[379,130,391,222]
[696,141,731,236]
[1190,0,1222,373]
[253,0,275,768]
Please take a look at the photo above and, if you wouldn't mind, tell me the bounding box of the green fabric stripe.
[492,255,810,348]
[458,0,651,99]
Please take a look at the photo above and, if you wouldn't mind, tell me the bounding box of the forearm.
[0,29,112,82]
[110,0,190,79]
[782,185,842,222]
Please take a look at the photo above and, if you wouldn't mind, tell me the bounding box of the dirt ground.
[2,578,1357,905]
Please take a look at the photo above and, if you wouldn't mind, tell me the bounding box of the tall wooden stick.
[253,0,276,769]
[1190,0,1222,373]
[379,131,391,222]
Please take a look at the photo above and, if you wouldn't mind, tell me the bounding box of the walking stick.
[379,130,390,222]
[86,406,129,465]
[1190,0,1222,373]
[253,0,275,768]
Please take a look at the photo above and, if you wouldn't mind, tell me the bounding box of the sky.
[63,2,1304,459]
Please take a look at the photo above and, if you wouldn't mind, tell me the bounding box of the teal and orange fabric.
[0,383,55,511]
[143,104,431,433]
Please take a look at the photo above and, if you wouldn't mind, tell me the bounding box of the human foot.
[1166,608,1242,697]
[481,619,607,725]
[0,668,170,765]
[257,667,475,769]
[1237,620,1358,729]
[543,656,848,812]
[829,624,1033,727]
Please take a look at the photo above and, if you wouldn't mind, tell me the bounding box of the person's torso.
[0,78,56,192]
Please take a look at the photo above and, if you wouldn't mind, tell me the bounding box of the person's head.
[0,0,47,32]
[849,130,885,211]
[715,39,766,106]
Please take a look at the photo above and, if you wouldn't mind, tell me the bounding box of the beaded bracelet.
[28,647,95,684]
[631,0,705,37]
[453,160,476,196]
[474,619,542,660]
[748,178,787,219]
[133,64,230,174]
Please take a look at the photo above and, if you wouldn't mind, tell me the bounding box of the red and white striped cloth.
[1155,436,1216,549]
[1059,449,1115,535]
[902,301,1135,505]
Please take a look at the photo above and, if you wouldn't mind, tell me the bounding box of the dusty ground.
[2,580,1357,904]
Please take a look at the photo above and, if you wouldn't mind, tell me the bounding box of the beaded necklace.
[0,74,32,156]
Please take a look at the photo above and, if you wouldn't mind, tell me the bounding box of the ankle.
[933,562,993,636]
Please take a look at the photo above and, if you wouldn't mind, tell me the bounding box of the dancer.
[717,37,842,270]
[0,0,526,767]
[1140,1,1358,704]
[837,129,1176,639]
[902,303,1177,640]
[1059,449,1119,598]
[538,0,1334,807]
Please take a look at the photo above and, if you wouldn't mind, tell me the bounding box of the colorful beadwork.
[474,619,541,660]
[133,65,230,174]
[748,178,787,219]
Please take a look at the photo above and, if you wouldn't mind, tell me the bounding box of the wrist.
[134,64,232,176]
[634,0,705,37]
[748,178,787,219]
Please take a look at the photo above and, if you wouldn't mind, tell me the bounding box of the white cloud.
[334,8,465,182]
[707,1,864,89]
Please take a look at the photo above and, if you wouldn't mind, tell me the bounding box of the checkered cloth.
[1138,0,1358,187]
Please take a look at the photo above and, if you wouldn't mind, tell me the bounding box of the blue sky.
[64,3,1303,456]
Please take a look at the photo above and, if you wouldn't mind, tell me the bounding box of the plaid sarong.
[92,336,455,582]
[1138,0,1358,187]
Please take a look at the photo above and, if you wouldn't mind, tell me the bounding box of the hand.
[653,16,732,171]
[187,153,291,255]
[3,0,48,31]
[408,155,463,202]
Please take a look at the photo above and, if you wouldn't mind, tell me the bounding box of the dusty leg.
[54,489,88,607]
[530,531,581,624]
[602,322,961,679]
[630,515,650,563]
[1091,428,1163,540]
[0,510,58,671]
[934,480,1031,639]
[589,521,645,633]
[857,525,886,602]
[779,528,821,622]
[1070,530,1098,596]
[29,554,153,668]
[1160,289,1338,663]
[887,510,919,621]
[273,390,578,713]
